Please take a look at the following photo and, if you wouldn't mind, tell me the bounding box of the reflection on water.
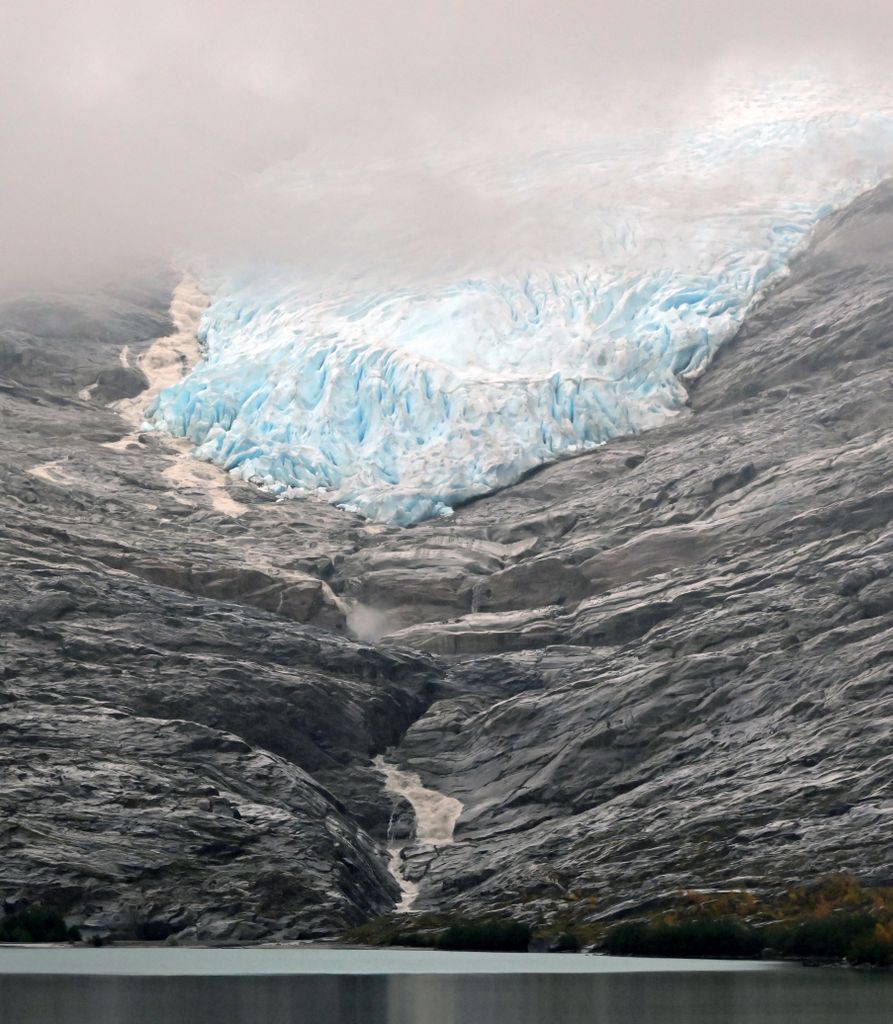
[2,969,892,1024]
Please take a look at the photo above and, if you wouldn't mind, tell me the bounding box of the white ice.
[146,73,893,525]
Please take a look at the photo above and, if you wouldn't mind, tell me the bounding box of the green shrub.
[551,931,581,952]
[604,921,650,956]
[387,931,436,948]
[604,911,893,965]
[0,907,79,944]
[847,928,893,967]
[770,914,876,960]
[437,918,532,952]
[604,918,762,958]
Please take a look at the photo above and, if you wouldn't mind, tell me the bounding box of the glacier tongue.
[147,77,893,526]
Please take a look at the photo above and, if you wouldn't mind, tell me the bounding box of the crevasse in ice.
[147,78,893,525]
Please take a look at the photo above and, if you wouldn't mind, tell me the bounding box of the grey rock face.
[0,281,440,939]
[333,183,893,921]
[1,696,395,940]
[2,184,892,939]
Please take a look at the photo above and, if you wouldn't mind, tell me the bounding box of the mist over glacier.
[146,74,893,524]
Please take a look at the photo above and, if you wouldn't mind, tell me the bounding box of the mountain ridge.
[1,182,891,941]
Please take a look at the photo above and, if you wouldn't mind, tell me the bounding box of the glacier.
[147,75,893,525]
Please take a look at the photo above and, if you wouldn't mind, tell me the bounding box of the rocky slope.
[359,185,893,922]
[1,184,891,940]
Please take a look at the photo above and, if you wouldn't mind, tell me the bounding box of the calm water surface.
[1,947,890,1024]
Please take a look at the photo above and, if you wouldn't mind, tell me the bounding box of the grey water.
[1,948,891,1024]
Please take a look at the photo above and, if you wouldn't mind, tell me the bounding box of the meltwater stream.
[375,757,463,912]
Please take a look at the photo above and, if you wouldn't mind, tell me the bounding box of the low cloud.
[2,1,892,295]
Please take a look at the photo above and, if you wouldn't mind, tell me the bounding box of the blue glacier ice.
[148,80,893,525]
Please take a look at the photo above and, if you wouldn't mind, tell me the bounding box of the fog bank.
[2,1,892,294]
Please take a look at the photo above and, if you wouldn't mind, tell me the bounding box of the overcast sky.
[1,1,892,295]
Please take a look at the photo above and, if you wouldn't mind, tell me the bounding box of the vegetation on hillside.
[346,914,532,952]
[0,907,79,944]
[602,875,893,966]
[345,875,893,966]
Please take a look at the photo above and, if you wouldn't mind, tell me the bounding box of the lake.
[0,947,890,1023]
